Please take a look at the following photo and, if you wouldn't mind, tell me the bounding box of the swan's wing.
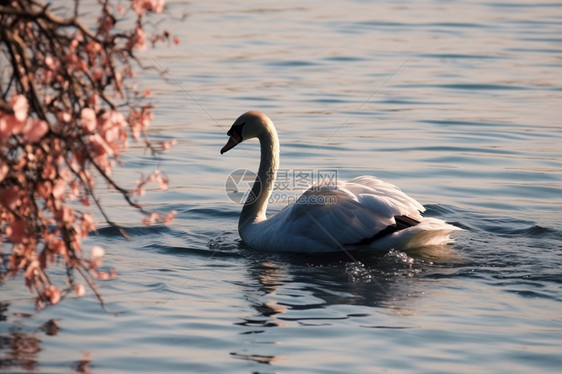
[346,176,425,216]
[281,175,425,248]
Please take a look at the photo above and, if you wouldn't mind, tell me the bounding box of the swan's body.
[221,111,459,253]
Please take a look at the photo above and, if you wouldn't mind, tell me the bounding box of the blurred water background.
[1,0,561,373]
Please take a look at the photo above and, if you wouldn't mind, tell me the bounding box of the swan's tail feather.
[370,217,461,251]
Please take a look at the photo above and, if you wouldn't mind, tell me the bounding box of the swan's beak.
[220,133,242,154]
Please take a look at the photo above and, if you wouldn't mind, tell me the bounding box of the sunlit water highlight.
[2,0,561,373]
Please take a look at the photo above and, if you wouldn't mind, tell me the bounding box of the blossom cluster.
[0,0,176,309]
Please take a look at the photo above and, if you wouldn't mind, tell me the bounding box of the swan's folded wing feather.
[282,177,424,248]
[347,176,425,215]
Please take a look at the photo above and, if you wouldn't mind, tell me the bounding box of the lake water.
[1,0,562,373]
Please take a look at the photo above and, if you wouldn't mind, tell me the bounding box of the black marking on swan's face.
[227,121,246,141]
[221,121,246,154]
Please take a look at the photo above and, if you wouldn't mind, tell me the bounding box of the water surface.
[2,0,561,373]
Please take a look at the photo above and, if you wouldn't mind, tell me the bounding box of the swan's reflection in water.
[241,254,416,322]
[235,261,289,332]
[231,247,460,366]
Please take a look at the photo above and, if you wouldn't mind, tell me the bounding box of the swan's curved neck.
[239,124,279,232]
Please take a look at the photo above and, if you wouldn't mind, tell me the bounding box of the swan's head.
[220,111,273,154]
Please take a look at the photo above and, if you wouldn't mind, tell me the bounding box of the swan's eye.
[228,122,245,140]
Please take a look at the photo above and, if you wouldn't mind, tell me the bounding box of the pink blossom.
[91,245,105,259]
[160,141,171,150]
[10,94,29,122]
[98,110,126,145]
[36,181,52,199]
[128,107,153,142]
[132,187,146,196]
[0,164,8,183]
[127,26,147,51]
[21,118,49,142]
[110,110,127,129]
[87,95,99,108]
[96,271,110,280]
[69,181,80,199]
[93,69,104,82]
[81,108,97,132]
[145,171,157,184]
[65,53,79,67]
[24,260,40,282]
[89,133,114,156]
[60,168,72,184]
[94,155,113,176]
[132,0,165,16]
[45,56,57,70]
[160,139,177,151]
[104,125,120,144]
[0,185,20,210]
[50,238,67,256]
[8,219,26,243]
[81,213,96,237]
[156,173,168,190]
[130,121,141,141]
[0,114,24,140]
[164,210,176,225]
[141,109,153,130]
[96,110,110,131]
[85,41,102,54]
[2,0,175,307]
[43,56,59,84]
[0,115,10,143]
[70,38,79,51]
[56,206,75,225]
[42,160,57,180]
[81,196,91,206]
[58,111,72,123]
[68,31,83,50]
[142,212,159,225]
[74,284,85,298]
[45,285,61,305]
[122,66,135,78]
[52,180,65,200]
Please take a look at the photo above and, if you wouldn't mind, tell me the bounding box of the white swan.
[221,111,460,253]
